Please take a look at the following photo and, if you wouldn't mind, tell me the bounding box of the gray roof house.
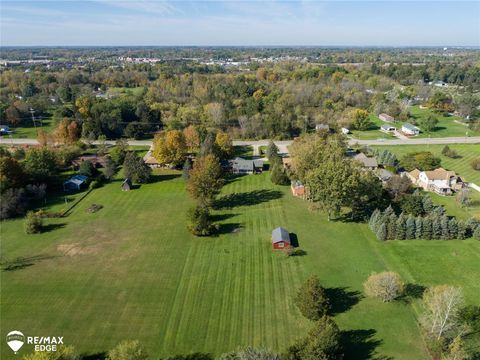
[353,152,378,169]
[230,157,264,174]
[272,227,291,249]
[63,175,88,192]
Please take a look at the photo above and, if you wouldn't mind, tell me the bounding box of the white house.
[408,168,463,195]
[380,124,396,133]
[402,123,420,136]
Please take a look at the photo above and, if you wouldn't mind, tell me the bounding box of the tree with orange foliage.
[183,125,200,151]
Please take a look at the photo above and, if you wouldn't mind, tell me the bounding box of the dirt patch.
[57,242,102,257]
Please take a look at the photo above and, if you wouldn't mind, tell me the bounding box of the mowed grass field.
[1,170,480,359]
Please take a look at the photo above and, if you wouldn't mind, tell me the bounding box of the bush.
[0,188,28,220]
[295,275,330,320]
[364,271,404,302]
[400,151,441,171]
[24,211,43,234]
[106,340,148,360]
[471,158,480,171]
[441,145,459,159]
[459,305,480,332]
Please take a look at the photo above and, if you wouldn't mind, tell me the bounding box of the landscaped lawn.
[106,87,145,97]
[1,170,479,359]
[2,117,55,139]
[349,114,396,140]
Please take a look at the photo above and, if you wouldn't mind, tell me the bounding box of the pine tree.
[182,158,192,181]
[473,225,480,240]
[415,216,423,239]
[457,221,467,240]
[422,196,434,213]
[432,216,442,240]
[387,213,397,240]
[395,213,407,240]
[422,217,432,240]
[440,216,450,240]
[448,218,458,239]
[376,223,387,241]
[406,215,416,239]
[369,209,381,231]
[384,205,395,217]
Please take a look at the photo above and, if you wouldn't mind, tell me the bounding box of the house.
[353,152,378,169]
[380,124,396,133]
[230,157,263,175]
[71,155,107,169]
[144,155,161,168]
[409,167,464,195]
[379,113,395,122]
[0,124,11,134]
[315,124,330,132]
[376,168,393,182]
[271,227,291,249]
[430,80,448,88]
[291,180,306,198]
[121,178,132,191]
[63,175,88,192]
[341,127,350,135]
[402,123,420,136]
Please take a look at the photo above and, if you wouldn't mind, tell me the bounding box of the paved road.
[2,137,479,155]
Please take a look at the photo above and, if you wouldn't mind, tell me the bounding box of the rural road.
[1,136,479,156]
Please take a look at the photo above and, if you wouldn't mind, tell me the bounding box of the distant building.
[376,169,393,182]
[315,124,330,132]
[71,155,107,169]
[353,152,378,170]
[291,180,306,198]
[380,124,396,133]
[121,178,132,191]
[63,175,88,192]
[0,124,11,134]
[230,157,263,175]
[271,227,291,250]
[402,123,420,136]
[379,113,395,122]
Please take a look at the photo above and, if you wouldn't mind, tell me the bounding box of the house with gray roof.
[271,227,291,249]
[63,175,88,192]
[230,157,264,175]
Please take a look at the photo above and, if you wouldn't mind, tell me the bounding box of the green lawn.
[3,117,55,139]
[349,114,396,140]
[1,171,479,359]
[106,87,145,97]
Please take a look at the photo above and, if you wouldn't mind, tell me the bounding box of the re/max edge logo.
[6,331,64,354]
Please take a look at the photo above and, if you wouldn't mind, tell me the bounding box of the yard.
[1,170,479,359]
[2,117,55,139]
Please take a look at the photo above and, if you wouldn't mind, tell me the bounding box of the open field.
[349,114,397,140]
[1,171,480,359]
[2,117,55,139]
[106,87,145,97]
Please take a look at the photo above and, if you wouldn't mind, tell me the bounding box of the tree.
[182,158,192,181]
[123,152,151,183]
[442,145,459,159]
[400,151,441,171]
[199,131,220,158]
[270,161,289,185]
[266,140,279,160]
[220,347,280,360]
[22,345,79,360]
[104,156,117,181]
[287,316,342,360]
[422,285,464,340]
[364,271,404,302]
[385,175,411,198]
[471,158,480,171]
[183,125,200,151]
[110,139,129,165]
[295,275,330,320]
[351,108,372,130]
[215,131,233,159]
[153,130,187,167]
[445,336,470,360]
[204,102,224,127]
[0,156,26,192]
[187,154,224,206]
[24,211,43,234]
[418,114,438,133]
[106,340,148,360]
[0,188,28,220]
[23,147,58,182]
[187,205,214,236]
[376,223,387,241]
[79,160,96,177]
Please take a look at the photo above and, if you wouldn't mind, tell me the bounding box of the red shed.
[272,227,291,250]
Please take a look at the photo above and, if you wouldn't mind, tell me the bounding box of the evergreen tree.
[266,140,279,160]
[448,218,458,239]
[182,158,192,181]
[422,217,433,240]
[396,213,406,240]
[387,213,397,240]
[422,196,434,213]
[432,216,442,239]
[376,223,387,241]
[405,215,416,239]
[295,276,330,320]
[369,209,381,231]
[384,205,395,216]
[440,216,450,240]
[457,222,467,240]
[473,225,480,240]
[415,216,423,239]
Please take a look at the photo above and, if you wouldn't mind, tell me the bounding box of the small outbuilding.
[379,113,395,122]
[271,227,291,250]
[402,123,420,136]
[291,180,306,198]
[63,175,88,192]
[121,178,132,191]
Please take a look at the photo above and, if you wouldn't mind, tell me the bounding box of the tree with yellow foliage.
[153,130,187,167]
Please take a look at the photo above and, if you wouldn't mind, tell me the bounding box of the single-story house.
[402,123,420,136]
[144,155,161,168]
[0,124,11,134]
[291,180,306,198]
[315,124,330,132]
[63,175,88,192]
[408,167,464,195]
[71,155,107,169]
[379,113,395,122]
[380,124,396,133]
[341,127,350,134]
[271,227,291,250]
[376,168,393,182]
[121,178,132,191]
[353,152,378,169]
[230,157,264,175]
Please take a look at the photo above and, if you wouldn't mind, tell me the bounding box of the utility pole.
[29,108,37,134]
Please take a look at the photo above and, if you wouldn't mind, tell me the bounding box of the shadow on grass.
[214,190,283,209]
[1,254,59,272]
[42,223,67,232]
[326,287,362,315]
[341,329,385,360]
[150,173,181,182]
[215,223,242,235]
[162,353,214,360]
[400,283,426,304]
[82,352,106,360]
[289,233,299,247]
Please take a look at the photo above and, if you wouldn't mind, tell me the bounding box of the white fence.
[469,183,480,193]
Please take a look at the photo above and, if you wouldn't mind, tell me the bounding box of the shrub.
[295,275,330,320]
[24,211,43,234]
[441,145,459,159]
[364,271,404,302]
[471,158,480,171]
[187,205,215,236]
[106,340,148,360]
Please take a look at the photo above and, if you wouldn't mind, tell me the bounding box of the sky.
[1,0,479,47]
